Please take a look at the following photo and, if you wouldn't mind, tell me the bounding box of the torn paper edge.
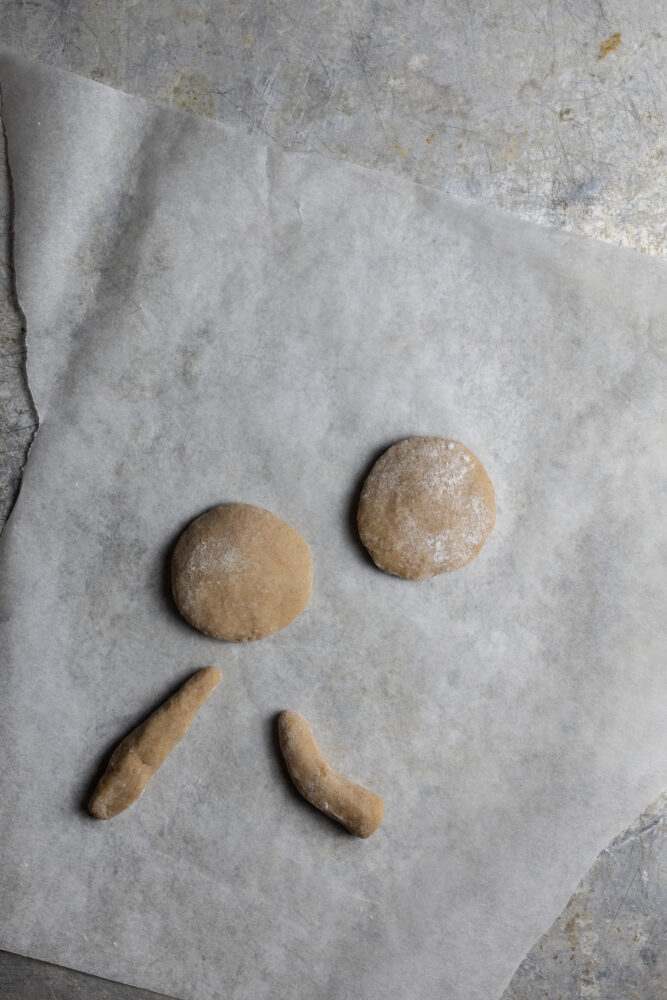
[0,78,39,533]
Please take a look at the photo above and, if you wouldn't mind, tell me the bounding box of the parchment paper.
[0,52,665,1000]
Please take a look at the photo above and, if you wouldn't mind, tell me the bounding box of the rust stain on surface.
[426,132,435,144]
[598,32,622,58]
[169,72,216,117]
[564,913,580,949]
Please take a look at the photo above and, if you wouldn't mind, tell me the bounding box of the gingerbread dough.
[278,711,384,838]
[171,503,313,641]
[357,437,495,579]
[89,666,221,820]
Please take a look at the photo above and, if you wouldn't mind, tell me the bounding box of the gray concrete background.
[0,1,665,997]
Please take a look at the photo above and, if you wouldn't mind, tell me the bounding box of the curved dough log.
[278,710,384,838]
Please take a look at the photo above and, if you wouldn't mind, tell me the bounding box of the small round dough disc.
[172,503,313,641]
[357,437,495,579]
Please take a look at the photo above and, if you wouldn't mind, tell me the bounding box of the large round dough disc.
[357,437,495,580]
[172,503,313,641]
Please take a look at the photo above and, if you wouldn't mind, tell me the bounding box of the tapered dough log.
[278,711,384,838]
[89,666,221,819]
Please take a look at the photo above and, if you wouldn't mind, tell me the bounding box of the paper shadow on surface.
[266,712,352,841]
[77,668,207,819]
[345,438,406,568]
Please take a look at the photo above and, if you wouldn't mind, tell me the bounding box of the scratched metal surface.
[0,0,665,254]
[0,1,666,997]
[501,792,667,1000]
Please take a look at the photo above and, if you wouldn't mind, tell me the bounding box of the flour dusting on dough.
[358,437,495,578]
[172,503,313,642]
[180,536,248,606]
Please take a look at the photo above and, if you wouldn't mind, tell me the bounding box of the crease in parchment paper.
[0,79,38,529]
[0,51,665,1000]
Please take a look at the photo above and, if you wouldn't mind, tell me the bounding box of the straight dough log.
[89,667,221,819]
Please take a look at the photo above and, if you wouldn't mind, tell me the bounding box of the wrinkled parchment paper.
[0,52,665,1000]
